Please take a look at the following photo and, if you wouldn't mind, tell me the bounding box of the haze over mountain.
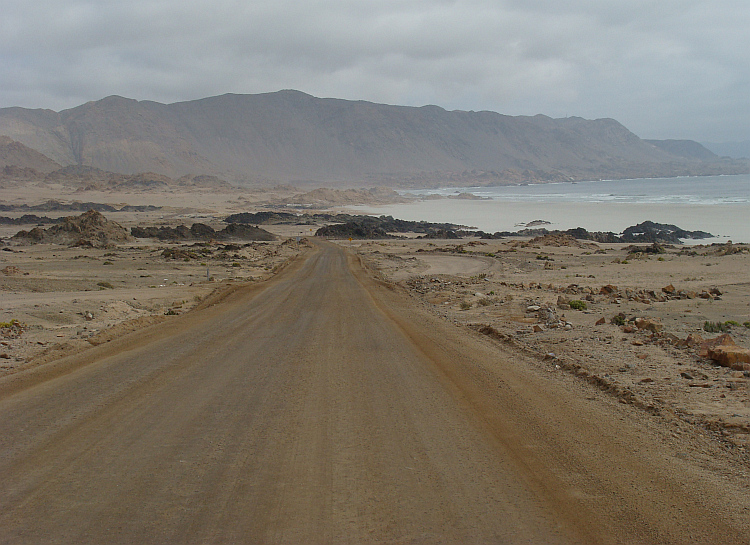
[0,90,744,187]
[701,140,750,160]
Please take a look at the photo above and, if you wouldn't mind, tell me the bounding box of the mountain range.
[0,90,745,186]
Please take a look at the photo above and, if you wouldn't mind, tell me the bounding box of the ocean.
[348,174,750,243]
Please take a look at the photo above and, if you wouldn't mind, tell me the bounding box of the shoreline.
[346,174,750,243]
[347,200,750,244]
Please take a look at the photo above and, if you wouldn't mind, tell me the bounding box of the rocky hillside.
[0,91,745,186]
[0,136,61,174]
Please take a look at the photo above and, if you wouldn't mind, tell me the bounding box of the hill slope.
[0,91,745,185]
[643,139,718,161]
[0,136,61,173]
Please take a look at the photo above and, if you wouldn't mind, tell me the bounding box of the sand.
[2,181,749,456]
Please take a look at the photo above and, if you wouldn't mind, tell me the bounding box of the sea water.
[349,174,750,243]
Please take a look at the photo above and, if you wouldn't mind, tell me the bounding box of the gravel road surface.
[0,243,747,544]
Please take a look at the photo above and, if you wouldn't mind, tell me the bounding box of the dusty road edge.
[0,244,316,399]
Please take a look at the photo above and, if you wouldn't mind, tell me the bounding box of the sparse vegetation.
[569,300,587,311]
[460,301,472,310]
[0,319,22,329]
[611,314,626,326]
[97,281,114,289]
[703,321,734,333]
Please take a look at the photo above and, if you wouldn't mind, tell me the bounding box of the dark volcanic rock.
[316,222,394,239]
[0,214,60,225]
[132,223,276,241]
[131,225,191,240]
[225,211,310,225]
[12,210,133,247]
[0,200,160,213]
[190,223,216,239]
[220,223,276,240]
[620,221,712,243]
[479,222,711,244]
[313,214,469,239]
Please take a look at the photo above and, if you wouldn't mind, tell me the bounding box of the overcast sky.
[1,0,748,142]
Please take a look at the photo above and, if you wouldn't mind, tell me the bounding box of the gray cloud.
[1,0,748,142]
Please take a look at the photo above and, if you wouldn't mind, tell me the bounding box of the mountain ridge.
[0,90,745,186]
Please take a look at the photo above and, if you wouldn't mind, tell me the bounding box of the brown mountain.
[0,136,61,173]
[0,91,745,186]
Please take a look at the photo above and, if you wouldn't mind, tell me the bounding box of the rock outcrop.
[12,210,133,248]
[131,223,277,241]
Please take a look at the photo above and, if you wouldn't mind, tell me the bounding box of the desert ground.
[2,184,748,451]
[1,182,750,541]
[358,236,750,450]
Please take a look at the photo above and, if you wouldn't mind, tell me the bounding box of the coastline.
[347,174,750,243]
[348,200,750,243]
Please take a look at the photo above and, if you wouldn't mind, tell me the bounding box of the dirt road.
[0,243,748,544]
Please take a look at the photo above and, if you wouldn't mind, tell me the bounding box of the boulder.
[706,345,750,370]
[698,334,735,357]
[538,307,557,325]
[634,317,663,333]
[662,284,676,294]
